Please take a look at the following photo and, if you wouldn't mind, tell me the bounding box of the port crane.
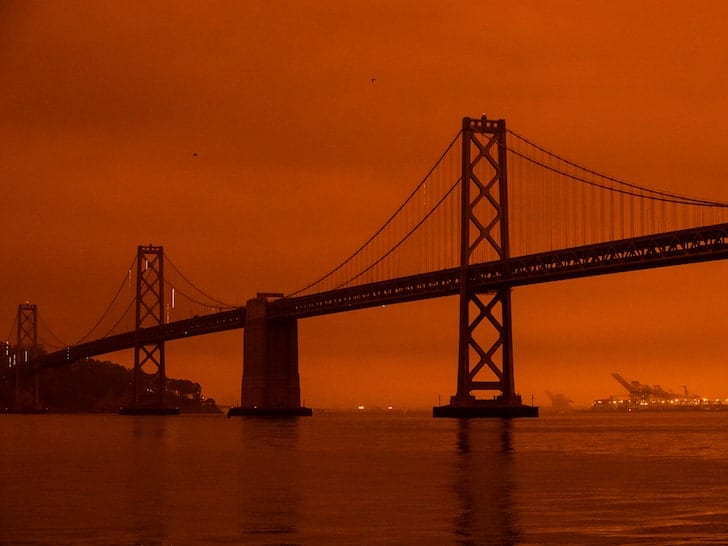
[611,373,676,403]
[545,391,573,412]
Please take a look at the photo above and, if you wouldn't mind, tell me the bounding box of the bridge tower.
[120,245,179,415]
[13,303,43,412]
[434,116,537,417]
[228,294,312,416]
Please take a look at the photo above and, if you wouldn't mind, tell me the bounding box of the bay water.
[2,411,728,545]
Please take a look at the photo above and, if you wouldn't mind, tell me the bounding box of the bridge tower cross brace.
[15,303,40,410]
[450,116,526,411]
[129,245,169,410]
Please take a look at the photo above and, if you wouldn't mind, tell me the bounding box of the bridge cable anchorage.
[333,177,461,290]
[507,129,728,207]
[164,254,238,309]
[75,254,138,344]
[287,129,464,297]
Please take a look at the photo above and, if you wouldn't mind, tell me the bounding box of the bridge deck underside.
[34,222,728,369]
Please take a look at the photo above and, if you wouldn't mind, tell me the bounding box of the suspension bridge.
[5,116,728,417]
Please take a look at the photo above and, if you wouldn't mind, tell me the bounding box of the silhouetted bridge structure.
[6,116,728,417]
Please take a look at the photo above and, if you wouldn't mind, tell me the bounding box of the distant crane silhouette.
[545,391,573,412]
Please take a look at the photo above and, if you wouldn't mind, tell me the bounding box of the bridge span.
[7,116,728,417]
[26,220,728,414]
[277,222,728,318]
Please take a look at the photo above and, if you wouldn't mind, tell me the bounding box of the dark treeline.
[0,356,221,413]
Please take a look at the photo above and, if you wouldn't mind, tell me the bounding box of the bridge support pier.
[228,295,311,417]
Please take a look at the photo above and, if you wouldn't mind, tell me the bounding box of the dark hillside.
[1,358,221,413]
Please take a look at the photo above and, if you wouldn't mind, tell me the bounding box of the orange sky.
[3,1,728,409]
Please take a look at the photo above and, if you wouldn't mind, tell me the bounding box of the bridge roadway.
[35,221,728,369]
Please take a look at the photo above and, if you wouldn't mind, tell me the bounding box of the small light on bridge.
[357,405,365,411]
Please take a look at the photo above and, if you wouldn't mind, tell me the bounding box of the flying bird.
[370,77,376,83]
[192,152,199,158]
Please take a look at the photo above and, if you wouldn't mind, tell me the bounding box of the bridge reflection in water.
[452,419,520,544]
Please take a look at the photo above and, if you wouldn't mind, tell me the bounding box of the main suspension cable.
[167,284,231,312]
[6,315,18,345]
[75,255,137,344]
[507,146,728,207]
[334,177,461,289]
[287,129,463,297]
[507,129,728,207]
[100,297,135,339]
[37,314,68,348]
[165,255,238,309]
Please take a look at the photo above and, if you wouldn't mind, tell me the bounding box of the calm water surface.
[2,411,728,545]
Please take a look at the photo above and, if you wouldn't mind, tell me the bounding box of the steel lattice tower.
[15,303,39,410]
[436,116,536,417]
[125,245,172,412]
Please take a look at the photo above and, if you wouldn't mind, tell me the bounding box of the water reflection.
[452,419,520,545]
[127,417,171,545]
[236,417,302,541]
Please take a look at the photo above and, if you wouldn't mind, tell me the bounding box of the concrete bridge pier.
[228,295,312,417]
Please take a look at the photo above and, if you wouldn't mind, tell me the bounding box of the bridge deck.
[35,308,246,369]
[33,222,728,369]
[276,222,728,318]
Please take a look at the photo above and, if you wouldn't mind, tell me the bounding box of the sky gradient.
[3,1,728,408]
